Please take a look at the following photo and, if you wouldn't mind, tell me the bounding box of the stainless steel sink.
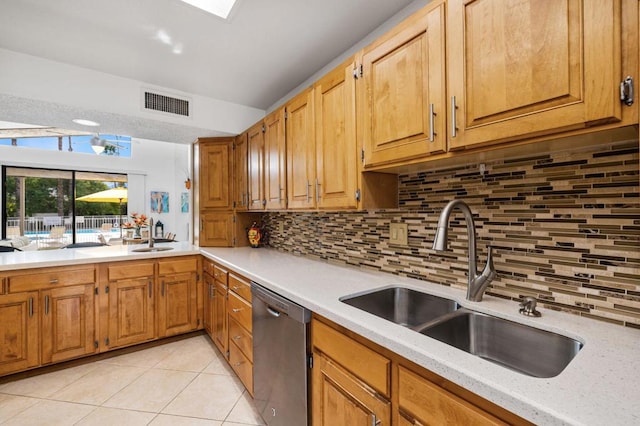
[340,287,460,328]
[131,246,174,252]
[419,309,583,378]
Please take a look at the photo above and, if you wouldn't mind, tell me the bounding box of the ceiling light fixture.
[72,118,100,127]
[90,136,106,154]
[179,0,237,19]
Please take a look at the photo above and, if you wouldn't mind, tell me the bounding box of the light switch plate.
[389,223,408,246]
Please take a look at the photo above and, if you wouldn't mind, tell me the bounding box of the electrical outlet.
[389,223,408,246]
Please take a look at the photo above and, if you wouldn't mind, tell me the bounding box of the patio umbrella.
[76,187,127,237]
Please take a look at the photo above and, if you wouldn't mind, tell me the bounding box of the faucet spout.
[431,200,496,302]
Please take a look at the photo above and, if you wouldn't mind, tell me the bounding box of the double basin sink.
[341,287,582,378]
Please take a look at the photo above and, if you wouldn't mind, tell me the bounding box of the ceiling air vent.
[143,91,190,117]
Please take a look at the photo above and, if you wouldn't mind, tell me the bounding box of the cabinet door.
[108,277,155,348]
[200,212,233,247]
[314,59,359,209]
[264,108,287,209]
[0,292,39,376]
[158,272,198,337]
[203,273,214,337]
[398,365,504,425]
[447,0,623,150]
[234,132,249,211]
[41,284,96,364]
[212,280,228,356]
[360,1,446,167]
[247,121,265,210]
[312,352,391,426]
[286,88,316,209]
[199,141,232,209]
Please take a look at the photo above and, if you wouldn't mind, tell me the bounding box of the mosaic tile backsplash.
[263,141,640,329]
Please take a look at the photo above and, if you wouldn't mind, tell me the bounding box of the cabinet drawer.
[9,266,95,292]
[229,273,251,302]
[229,316,253,362]
[312,319,390,398]
[228,291,252,333]
[108,262,155,281]
[398,366,503,425]
[229,341,253,395]
[203,259,215,276]
[213,265,228,285]
[158,257,198,275]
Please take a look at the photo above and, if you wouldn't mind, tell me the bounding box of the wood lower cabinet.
[106,262,156,349]
[203,268,215,337]
[313,352,391,426]
[398,365,503,425]
[311,316,531,426]
[157,257,199,338]
[0,291,39,376]
[212,265,229,355]
[41,284,95,364]
[227,272,253,395]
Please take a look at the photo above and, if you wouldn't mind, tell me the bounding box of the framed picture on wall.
[151,191,169,213]
[181,192,189,213]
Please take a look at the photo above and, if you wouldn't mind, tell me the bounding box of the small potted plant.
[129,213,149,238]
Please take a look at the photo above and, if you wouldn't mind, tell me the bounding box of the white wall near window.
[0,138,192,242]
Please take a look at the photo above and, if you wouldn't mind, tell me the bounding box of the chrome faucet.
[148,217,154,248]
[432,200,496,302]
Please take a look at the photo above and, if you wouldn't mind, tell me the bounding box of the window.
[0,134,132,157]
[2,167,127,248]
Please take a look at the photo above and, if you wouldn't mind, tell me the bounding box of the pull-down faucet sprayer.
[432,200,496,302]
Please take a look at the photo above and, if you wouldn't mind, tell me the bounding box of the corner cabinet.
[157,257,200,338]
[448,0,630,150]
[359,0,446,168]
[105,261,156,349]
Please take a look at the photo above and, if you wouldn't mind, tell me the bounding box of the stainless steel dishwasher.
[252,282,311,426]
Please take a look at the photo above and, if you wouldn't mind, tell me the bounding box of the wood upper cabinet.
[286,88,316,209]
[0,291,39,376]
[199,212,233,247]
[359,1,446,168]
[447,0,625,150]
[41,284,95,364]
[314,59,359,209]
[264,108,287,209]
[157,257,199,338]
[234,132,249,211]
[198,139,233,209]
[107,262,156,349]
[247,121,265,210]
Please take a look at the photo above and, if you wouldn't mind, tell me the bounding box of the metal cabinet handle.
[161,280,165,297]
[233,335,242,341]
[28,297,33,317]
[45,295,50,315]
[429,103,435,142]
[233,361,244,367]
[306,180,310,203]
[49,279,59,284]
[315,179,320,203]
[370,413,381,426]
[232,308,243,313]
[266,306,281,318]
[148,280,152,298]
[451,96,457,138]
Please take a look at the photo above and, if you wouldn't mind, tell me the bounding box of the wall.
[0,138,192,241]
[264,140,640,329]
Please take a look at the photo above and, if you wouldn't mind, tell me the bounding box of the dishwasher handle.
[266,306,282,317]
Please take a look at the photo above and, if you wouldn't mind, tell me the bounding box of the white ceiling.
[0,0,417,142]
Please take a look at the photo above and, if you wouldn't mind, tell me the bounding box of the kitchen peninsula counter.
[0,241,199,271]
[201,247,640,426]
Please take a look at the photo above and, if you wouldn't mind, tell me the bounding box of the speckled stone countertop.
[0,241,200,271]
[201,247,640,426]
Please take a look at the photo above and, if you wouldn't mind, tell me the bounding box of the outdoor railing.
[6,215,124,245]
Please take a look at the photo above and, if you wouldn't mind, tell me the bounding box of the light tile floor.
[0,335,265,426]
